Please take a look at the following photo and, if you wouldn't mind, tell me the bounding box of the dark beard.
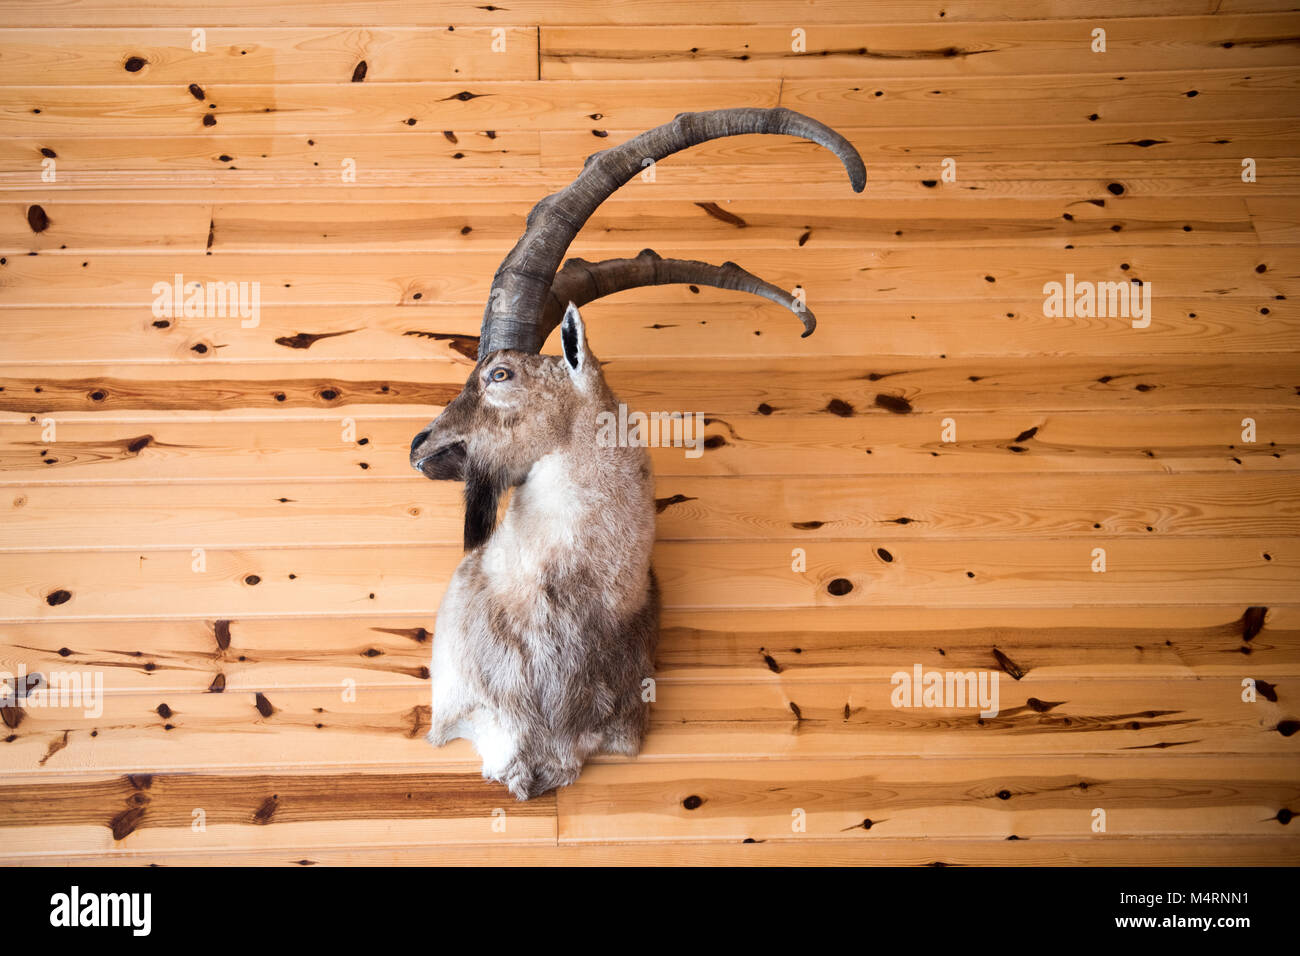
[462,461,507,551]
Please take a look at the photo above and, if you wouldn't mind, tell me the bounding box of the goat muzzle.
[413,440,467,481]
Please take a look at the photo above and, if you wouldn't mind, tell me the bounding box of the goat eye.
[489,366,512,382]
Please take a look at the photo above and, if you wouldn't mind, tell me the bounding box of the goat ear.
[560,302,588,374]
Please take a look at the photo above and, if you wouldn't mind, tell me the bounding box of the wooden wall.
[0,0,1297,865]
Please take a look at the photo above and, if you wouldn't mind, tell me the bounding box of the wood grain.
[3,606,1294,696]
[3,474,1297,550]
[1,247,1291,307]
[2,357,1297,420]
[556,756,1300,842]
[1,412,1295,481]
[6,118,1295,176]
[0,2,1274,29]
[541,14,1300,79]
[5,837,1296,867]
[0,27,539,85]
[1,0,1297,866]
[0,770,557,855]
[0,538,1292,621]
[4,71,1297,139]
[0,680,1293,785]
[0,197,1269,253]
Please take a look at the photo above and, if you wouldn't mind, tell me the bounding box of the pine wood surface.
[0,0,1296,866]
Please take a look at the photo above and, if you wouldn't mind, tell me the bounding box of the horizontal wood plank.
[0,247,1293,306]
[0,538,1291,621]
[7,836,1295,866]
[1,297,1297,364]
[0,680,1293,785]
[0,197,1267,254]
[3,473,1297,550]
[2,357,1297,421]
[1,412,1293,481]
[3,0,1297,867]
[3,71,1296,138]
[4,168,1292,200]
[556,755,1300,842]
[0,131,538,173]
[0,2,1257,29]
[4,606,1293,696]
[0,27,538,86]
[6,118,1295,176]
[540,120,1300,166]
[0,770,556,855]
[541,14,1300,80]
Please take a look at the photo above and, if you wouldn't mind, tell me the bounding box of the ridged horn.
[539,249,816,342]
[478,107,864,358]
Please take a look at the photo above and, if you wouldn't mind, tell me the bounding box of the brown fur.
[410,306,658,799]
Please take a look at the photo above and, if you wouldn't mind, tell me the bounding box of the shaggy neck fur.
[482,401,654,617]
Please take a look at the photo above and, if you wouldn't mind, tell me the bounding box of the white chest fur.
[481,451,581,583]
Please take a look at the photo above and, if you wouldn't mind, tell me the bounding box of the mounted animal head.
[410,302,614,549]
[410,107,866,549]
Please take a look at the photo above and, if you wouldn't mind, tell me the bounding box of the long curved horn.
[478,107,865,359]
[541,248,816,342]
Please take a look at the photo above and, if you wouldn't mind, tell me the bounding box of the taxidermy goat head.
[410,108,865,799]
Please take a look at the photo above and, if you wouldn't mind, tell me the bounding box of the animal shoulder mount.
[410,107,865,799]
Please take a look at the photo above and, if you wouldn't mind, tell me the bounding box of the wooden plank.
[1,412,1294,482]
[542,119,1300,165]
[0,684,478,773]
[0,615,438,693]
[626,473,1300,540]
[1,297,1297,365]
[6,837,1296,866]
[0,27,538,85]
[0,247,1292,306]
[541,14,1300,80]
[1,357,1296,420]
[648,410,1298,476]
[648,538,1298,610]
[0,360,465,417]
[611,356,1300,416]
[0,417,429,480]
[4,473,1297,550]
[4,121,1297,177]
[2,70,1295,137]
[556,756,1300,842]
[1246,196,1300,243]
[1,478,464,549]
[0,679,1293,787]
[657,604,1300,681]
[0,80,780,137]
[0,2,1236,29]
[638,677,1300,758]
[0,197,1266,254]
[778,69,1300,128]
[0,538,1292,621]
[1,200,213,252]
[0,131,538,173]
[0,0,1295,873]
[0,770,556,856]
[1217,0,1300,13]
[3,606,1294,696]
[4,168,1294,200]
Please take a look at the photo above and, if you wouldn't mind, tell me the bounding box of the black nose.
[411,429,430,456]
